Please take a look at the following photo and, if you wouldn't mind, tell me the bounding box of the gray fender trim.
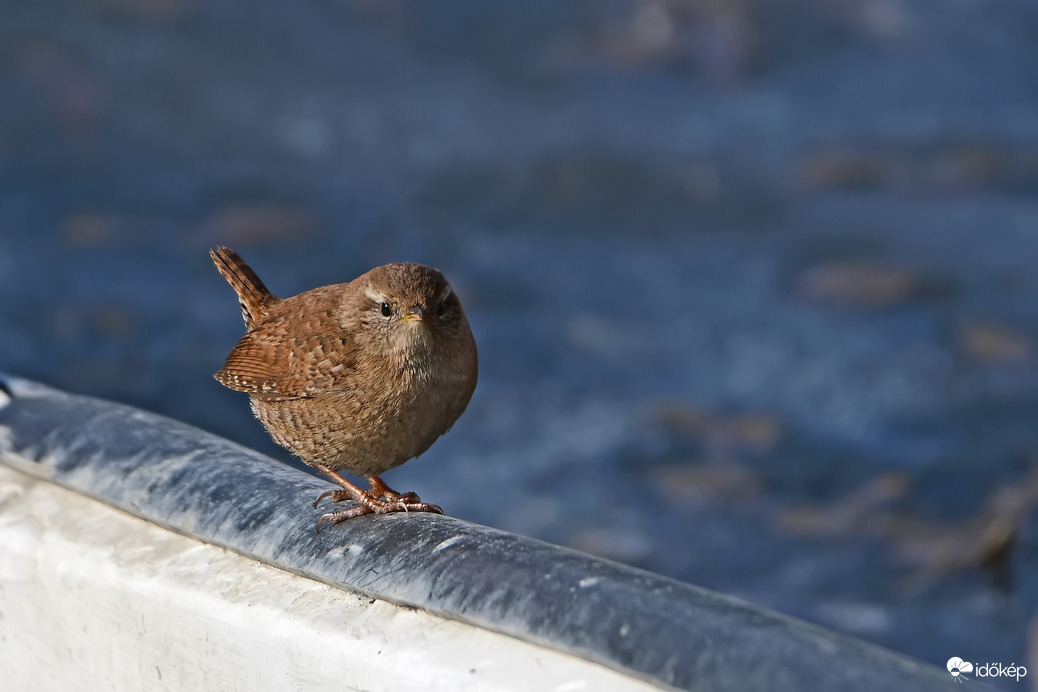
[0,374,953,690]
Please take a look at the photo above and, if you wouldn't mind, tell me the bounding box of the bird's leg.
[313,464,444,531]
[312,472,417,506]
[312,468,377,510]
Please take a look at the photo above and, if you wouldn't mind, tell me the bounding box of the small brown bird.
[210,246,477,530]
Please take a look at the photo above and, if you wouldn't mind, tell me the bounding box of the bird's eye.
[380,302,392,317]
[436,300,447,318]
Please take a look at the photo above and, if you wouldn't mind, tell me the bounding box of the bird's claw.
[315,498,445,532]
[312,475,444,532]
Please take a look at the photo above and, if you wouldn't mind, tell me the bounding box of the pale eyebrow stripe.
[364,286,386,304]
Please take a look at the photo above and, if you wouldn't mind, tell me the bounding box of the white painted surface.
[0,465,657,691]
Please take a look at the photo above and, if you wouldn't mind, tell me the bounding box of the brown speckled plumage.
[211,247,477,529]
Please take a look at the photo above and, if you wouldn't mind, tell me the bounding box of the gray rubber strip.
[0,374,956,690]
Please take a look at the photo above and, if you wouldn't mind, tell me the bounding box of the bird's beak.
[402,306,426,322]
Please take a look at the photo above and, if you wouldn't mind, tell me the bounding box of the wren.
[210,246,477,530]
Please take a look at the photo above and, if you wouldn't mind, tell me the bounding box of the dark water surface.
[3,0,1038,683]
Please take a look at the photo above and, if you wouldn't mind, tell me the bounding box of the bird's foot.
[314,481,421,508]
[313,467,444,532]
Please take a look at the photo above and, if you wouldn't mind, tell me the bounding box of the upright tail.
[210,246,276,330]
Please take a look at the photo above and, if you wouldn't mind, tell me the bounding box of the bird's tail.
[210,246,276,330]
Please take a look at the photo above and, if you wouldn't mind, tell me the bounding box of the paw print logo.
[947,657,973,682]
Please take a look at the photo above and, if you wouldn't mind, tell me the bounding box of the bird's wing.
[214,321,358,400]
